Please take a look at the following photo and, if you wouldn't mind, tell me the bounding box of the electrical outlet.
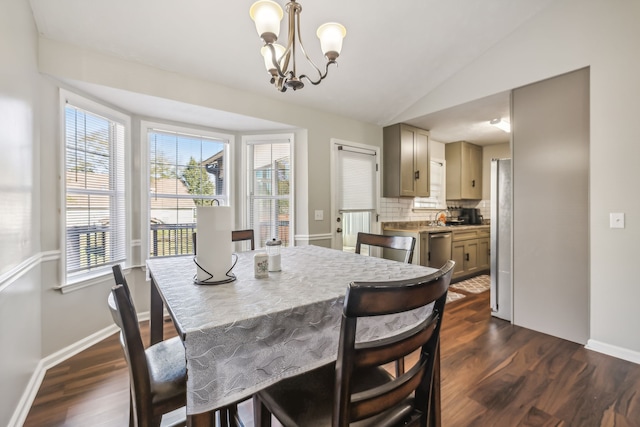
[314,210,324,221]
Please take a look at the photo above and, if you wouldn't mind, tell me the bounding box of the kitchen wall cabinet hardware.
[383,123,430,197]
[445,141,483,200]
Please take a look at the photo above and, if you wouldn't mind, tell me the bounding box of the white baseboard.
[9,309,154,427]
[7,358,47,427]
[9,322,121,427]
[585,339,640,365]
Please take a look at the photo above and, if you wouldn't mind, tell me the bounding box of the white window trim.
[59,89,132,288]
[241,133,295,248]
[140,120,235,261]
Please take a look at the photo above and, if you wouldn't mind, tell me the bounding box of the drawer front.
[452,230,478,241]
[477,229,490,239]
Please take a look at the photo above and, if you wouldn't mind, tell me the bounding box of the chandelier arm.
[299,61,337,86]
[293,7,325,81]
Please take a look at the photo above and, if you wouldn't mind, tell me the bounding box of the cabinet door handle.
[465,253,470,261]
[472,179,476,188]
[415,171,420,180]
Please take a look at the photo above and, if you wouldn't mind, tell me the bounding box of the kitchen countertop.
[382,221,490,233]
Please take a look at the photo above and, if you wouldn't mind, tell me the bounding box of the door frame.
[329,138,381,250]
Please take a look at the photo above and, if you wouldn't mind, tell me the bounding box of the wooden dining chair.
[192,229,256,254]
[354,232,418,376]
[110,266,243,427]
[232,229,255,250]
[355,232,416,264]
[253,260,455,427]
[109,284,187,427]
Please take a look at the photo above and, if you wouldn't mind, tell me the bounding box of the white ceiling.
[29,0,554,144]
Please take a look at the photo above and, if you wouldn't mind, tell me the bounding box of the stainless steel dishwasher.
[427,231,452,269]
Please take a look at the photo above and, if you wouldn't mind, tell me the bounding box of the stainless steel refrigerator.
[490,158,512,321]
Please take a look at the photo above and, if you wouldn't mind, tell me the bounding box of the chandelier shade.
[249,0,283,43]
[261,43,286,73]
[317,22,347,61]
[249,0,346,92]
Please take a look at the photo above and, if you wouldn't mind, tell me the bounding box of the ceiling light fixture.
[249,0,346,92]
[490,118,511,133]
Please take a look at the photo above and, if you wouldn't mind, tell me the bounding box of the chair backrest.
[112,264,132,300]
[355,232,416,264]
[193,229,256,254]
[333,260,455,427]
[109,284,154,422]
[110,264,136,328]
[232,229,255,250]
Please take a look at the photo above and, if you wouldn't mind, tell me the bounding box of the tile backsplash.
[379,198,491,223]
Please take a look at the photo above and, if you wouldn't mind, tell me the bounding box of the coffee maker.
[461,208,482,225]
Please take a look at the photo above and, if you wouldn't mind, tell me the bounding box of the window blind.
[337,145,376,211]
[65,104,126,278]
[247,140,291,248]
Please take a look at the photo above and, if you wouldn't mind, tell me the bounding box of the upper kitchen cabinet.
[383,123,430,197]
[445,141,482,200]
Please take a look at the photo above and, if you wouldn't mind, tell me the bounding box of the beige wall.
[394,0,640,360]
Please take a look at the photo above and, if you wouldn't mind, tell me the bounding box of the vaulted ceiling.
[29,0,556,144]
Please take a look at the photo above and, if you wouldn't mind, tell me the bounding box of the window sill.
[55,264,147,294]
[55,271,114,294]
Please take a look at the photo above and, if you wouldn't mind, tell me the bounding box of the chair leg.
[129,396,134,427]
[253,396,272,427]
[219,407,230,427]
[227,404,243,427]
[395,357,405,377]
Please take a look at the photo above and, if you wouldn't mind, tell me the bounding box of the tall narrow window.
[64,102,126,282]
[414,160,446,209]
[148,128,230,257]
[336,143,377,253]
[247,138,292,248]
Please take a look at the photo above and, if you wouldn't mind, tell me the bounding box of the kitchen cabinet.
[445,141,482,200]
[477,237,490,271]
[383,123,430,197]
[451,227,490,280]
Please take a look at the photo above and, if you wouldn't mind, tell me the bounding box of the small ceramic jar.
[254,252,269,278]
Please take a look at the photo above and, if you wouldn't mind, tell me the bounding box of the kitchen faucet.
[432,210,449,226]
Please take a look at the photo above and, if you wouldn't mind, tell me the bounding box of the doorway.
[330,139,380,252]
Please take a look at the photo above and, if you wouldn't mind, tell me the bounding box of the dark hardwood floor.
[24,290,640,426]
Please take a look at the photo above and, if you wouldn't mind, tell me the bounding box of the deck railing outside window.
[150,223,197,257]
[71,222,291,262]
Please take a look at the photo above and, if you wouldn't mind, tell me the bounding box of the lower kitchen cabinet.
[451,227,489,280]
[382,225,489,280]
[477,238,490,271]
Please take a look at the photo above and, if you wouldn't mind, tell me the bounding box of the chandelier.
[249,0,346,92]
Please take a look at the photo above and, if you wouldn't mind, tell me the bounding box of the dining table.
[147,244,442,426]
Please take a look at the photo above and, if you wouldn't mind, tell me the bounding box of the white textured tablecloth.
[147,245,437,415]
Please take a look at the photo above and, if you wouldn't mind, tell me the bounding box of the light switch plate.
[610,212,625,229]
[314,210,324,221]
